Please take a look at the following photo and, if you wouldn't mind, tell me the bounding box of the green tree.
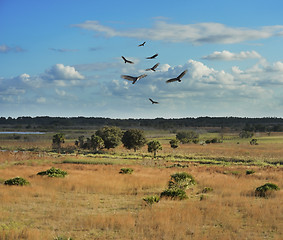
[90,135,105,152]
[169,139,179,149]
[176,131,199,144]
[52,133,65,152]
[122,129,147,151]
[96,126,123,149]
[147,140,162,158]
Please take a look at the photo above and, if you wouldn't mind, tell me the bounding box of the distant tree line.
[1,116,283,131]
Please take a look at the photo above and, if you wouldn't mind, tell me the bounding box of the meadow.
[0,130,282,239]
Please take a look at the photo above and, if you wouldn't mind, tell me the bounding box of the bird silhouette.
[146,53,158,59]
[121,74,147,84]
[138,41,146,47]
[146,63,160,71]
[121,56,134,64]
[166,70,188,83]
[149,98,159,104]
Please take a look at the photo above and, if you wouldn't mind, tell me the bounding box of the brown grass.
[0,150,282,239]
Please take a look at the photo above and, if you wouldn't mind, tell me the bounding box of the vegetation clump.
[160,188,188,200]
[147,140,162,158]
[168,172,196,190]
[255,183,280,198]
[246,169,255,175]
[119,168,134,174]
[143,195,160,206]
[176,131,199,144]
[169,139,179,149]
[4,177,30,186]
[37,167,67,178]
[201,187,213,193]
[122,129,147,152]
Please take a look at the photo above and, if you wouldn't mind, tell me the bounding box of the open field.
[0,131,283,239]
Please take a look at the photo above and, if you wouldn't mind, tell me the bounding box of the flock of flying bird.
[120,41,188,105]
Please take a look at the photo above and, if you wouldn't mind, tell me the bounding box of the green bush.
[4,177,30,186]
[119,168,134,174]
[246,169,255,175]
[37,167,67,178]
[160,188,188,200]
[201,187,213,193]
[255,183,280,198]
[143,195,160,205]
[168,172,196,190]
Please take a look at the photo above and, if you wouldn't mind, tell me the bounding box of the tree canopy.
[122,129,147,151]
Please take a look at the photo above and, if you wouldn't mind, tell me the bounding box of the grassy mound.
[255,183,280,198]
[37,167,67,178]
[4,177,30,186]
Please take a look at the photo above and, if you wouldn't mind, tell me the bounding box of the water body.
[0,131,45,134]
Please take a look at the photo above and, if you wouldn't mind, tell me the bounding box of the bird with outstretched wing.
[166,70,188,83]
[121,74,147,84]
[146,53,158,59]
[138,41,146,47]
[146,63,160,71]
[121,56,134,64]
[149,98,159,104]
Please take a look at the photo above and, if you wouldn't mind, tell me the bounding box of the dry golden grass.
[0,149,282,240]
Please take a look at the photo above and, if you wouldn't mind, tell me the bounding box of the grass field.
[0,131,282,239]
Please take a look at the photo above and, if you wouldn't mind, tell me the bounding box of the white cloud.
[73,20,283,44]
[202,50,262,61]
[0,44,25,53]
[55,88,67,96]
[43,64,84,81]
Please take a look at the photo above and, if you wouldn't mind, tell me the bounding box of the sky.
[1,0,283,119]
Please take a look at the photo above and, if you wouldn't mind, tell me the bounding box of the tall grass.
[0,159,282,239]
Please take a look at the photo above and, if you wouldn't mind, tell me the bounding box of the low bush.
[201,187,213,193]
[143,195,160,206]
[4,177,30,186]
[246,169,255,175]
[37,167,67,178]
[168,172,196,190]
[255,183,280,198]
[160,188,188,200]
[119,168,134,174]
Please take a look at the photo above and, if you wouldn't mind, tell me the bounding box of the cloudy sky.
[1,0,283,118]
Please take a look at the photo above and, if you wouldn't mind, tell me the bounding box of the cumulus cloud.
[0,44,25,53]
[202,50,262,61]
[72,20,283,44]
[43,64,84,81]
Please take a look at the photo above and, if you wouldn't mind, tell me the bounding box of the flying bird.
[146,53,158,59]
[166,70,188,83]
[138,41,146,47]
[121,56,134,64]
[149,98,159,104]
[146,63,160,71]
[121,74,147,84]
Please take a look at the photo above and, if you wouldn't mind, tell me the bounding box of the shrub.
[168,172,196,190]
[250,139,258,145]
[246,169,255,175]
[4,177,30,186]
[37,167,67,178]
[119,168,134,174]
[160,188,188,200]
[143,195,160,205]
[201,187,213,193]
[255,183,280,198]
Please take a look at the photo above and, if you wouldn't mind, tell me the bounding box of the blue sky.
[1,0,283,118]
